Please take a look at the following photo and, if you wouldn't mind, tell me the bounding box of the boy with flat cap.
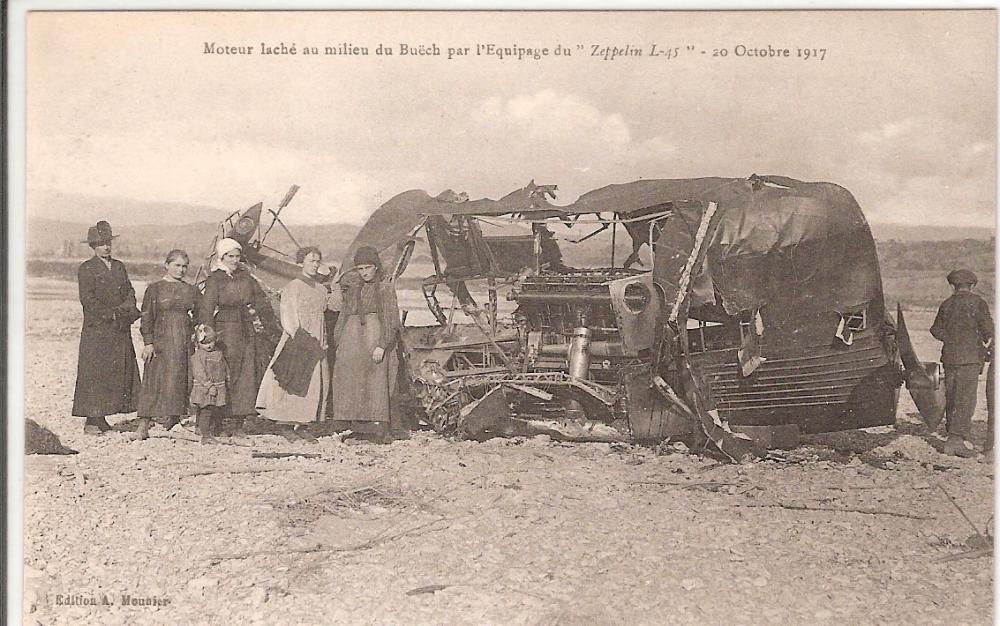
[930,269,993,457]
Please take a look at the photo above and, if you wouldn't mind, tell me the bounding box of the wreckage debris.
[222,176,934,462]
[25,418,77,455]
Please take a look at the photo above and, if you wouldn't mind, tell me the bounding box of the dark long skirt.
[331,313,397,422]
[216,319,260,417]
[137,281,196,417]
[72,321,141,418]
[138,348,191,418]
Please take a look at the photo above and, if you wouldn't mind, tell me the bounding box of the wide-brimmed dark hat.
[82,221,118,246]
[947,269,978,286]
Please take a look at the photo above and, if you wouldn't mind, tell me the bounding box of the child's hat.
[196,324,217,344]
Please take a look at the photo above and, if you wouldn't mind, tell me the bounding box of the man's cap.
[947,269,978,286]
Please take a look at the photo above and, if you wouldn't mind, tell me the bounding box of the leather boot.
[198,414,217,445]
[294,425,319,444]
[135,418,151,441]
[83,417,104,436]
[376,421,393,445]
[95,416,113,432]
[161,416,180,431]
[230,417,248,438]
[390,428,411,441]
[944,435,976,458]
[281,425,303,443]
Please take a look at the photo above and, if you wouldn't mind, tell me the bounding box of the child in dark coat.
[190,325,229,444]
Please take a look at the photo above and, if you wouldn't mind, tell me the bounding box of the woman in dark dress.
[72,221,142,434]
[135,249,199,440]
[331,246,402,442]
[199,238,276,437]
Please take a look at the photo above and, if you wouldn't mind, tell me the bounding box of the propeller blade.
[897,304,946,429]
[896,304,923,373]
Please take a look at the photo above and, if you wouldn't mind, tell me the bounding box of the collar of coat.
[87,255,116,270]
[212,266,242,278]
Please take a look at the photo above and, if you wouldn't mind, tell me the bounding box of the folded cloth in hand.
[271,328,325,397]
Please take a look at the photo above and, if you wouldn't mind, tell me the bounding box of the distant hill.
[25,189,993,242]
[30,219,224,262]
[28,218,360,267]
[26,209,995,280]
[868,222,995,242]
[27,189,236,227]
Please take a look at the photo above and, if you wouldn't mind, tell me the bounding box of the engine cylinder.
[567,326,593,379]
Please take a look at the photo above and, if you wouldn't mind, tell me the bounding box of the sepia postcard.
[9,5,997,625]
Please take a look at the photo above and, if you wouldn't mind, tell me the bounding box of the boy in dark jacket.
[930,269,994,457]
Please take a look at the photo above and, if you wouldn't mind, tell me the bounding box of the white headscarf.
[212,238,242,274]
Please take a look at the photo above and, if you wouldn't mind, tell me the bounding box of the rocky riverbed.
[19,279,995,625]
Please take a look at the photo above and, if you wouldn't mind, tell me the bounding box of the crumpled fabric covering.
[346,176,882,332]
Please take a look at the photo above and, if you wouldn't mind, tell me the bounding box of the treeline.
[29,218,361,265]
[876,238,995,272]
[29,259,169,283]
[55,239,194,261]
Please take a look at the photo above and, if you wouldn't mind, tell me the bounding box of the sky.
[25,10,997,227]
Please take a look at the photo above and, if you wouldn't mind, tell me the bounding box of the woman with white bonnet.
[198,237,277,438]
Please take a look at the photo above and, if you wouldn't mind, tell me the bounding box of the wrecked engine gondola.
[339,175,947,460]
[210,176,943,460]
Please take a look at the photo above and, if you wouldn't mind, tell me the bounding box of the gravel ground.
[20,279,995,625]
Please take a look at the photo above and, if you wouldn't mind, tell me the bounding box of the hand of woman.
[142,345,156,362]
[372,347,385,364]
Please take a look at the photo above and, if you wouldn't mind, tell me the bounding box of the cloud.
[27,130,378,224]
[855,116,994,177]
[475,90,632,149]
[847,115,995,226]
[861,174,995,228]
[461,90,683,200]
[858,118,918,144]
[636,135,679,159]
[24,11,997,235]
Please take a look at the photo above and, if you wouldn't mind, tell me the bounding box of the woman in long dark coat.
[331,246,401,442]
[72,221,142,434]
[199,238,276,437]
[135,249,199,439]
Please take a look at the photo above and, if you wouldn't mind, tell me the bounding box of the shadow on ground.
[802,412,990,460]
